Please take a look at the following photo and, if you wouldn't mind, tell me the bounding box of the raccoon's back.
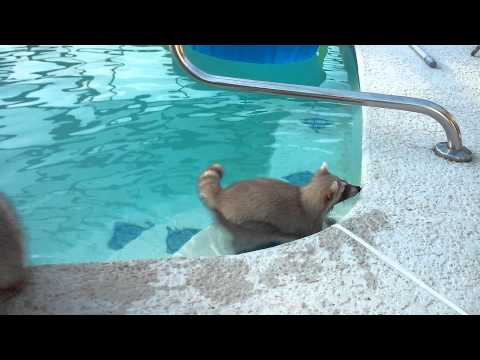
[216,178,304,231]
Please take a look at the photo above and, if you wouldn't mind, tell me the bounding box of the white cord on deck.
[332,223,468,315]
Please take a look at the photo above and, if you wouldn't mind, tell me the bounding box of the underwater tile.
[108,221,154,250]
[166,226,201,254]
[301,117,333,133]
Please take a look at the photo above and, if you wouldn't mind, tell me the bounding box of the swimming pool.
[0,45,362,265]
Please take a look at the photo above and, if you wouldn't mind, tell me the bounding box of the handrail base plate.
[433,142,473,162]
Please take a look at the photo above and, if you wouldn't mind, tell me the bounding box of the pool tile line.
[332,224,468,315]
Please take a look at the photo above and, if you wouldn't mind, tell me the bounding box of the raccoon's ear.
[318,162,329,175]
[325,181,339,202]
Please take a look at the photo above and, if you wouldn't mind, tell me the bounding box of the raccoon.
[0,193,26,294]
[198,162,361,253]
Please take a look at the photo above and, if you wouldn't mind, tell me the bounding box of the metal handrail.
[409,45,437,68]
[170,45,472,162]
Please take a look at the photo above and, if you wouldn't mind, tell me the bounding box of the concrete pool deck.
[1,45,478,315]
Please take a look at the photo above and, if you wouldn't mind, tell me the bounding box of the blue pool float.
[190,45,320,64]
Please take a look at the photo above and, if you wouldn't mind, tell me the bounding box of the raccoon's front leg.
[272,232,301,244]
[244,229,300,247]
[238,220,284,234]
[237,221,300,243]
[226,223,298,254]
[234,231,299,254]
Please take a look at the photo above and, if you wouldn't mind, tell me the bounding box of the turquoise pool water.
[0,45,362,265]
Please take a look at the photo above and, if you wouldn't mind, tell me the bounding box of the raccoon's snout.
[339,184,361,203]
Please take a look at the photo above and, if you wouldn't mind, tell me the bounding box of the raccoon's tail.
[198,164,224,210]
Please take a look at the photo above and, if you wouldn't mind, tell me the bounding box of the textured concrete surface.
[2,45,476,315]
[342,45,480,314]
[0,226,455,314]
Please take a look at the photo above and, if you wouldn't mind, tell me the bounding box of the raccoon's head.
[311,162,361,212]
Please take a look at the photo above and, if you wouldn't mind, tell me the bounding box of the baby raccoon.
[0,193,26,294]
[198,162,361,253]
